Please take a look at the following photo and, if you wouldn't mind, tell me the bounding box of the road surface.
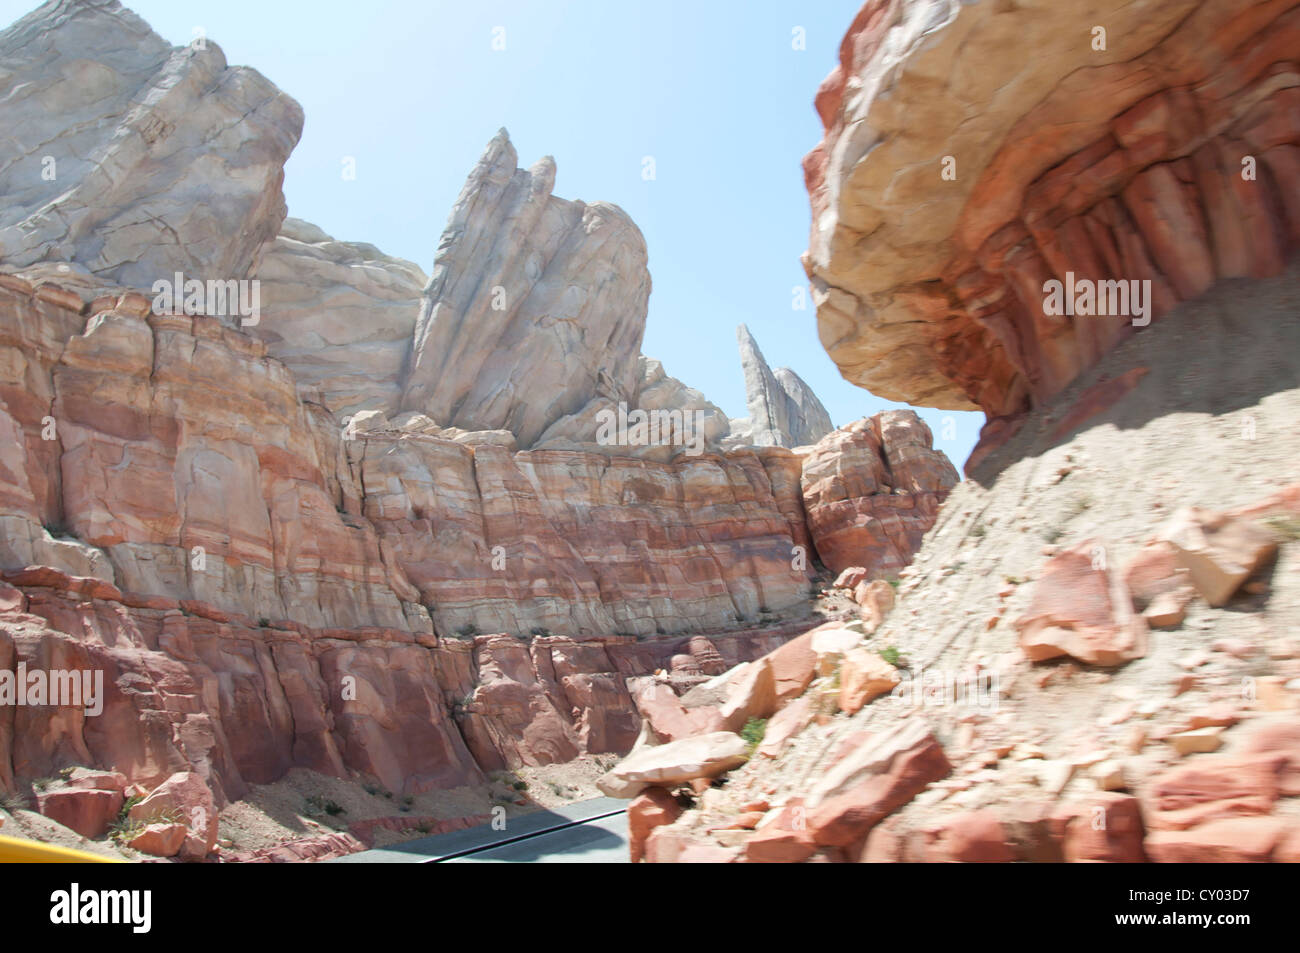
[329,797,628,864]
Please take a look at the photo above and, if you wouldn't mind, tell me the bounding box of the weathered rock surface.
[249,219,426,417]
[0,264,825,820]
[728,325,832,449]
[0,559,803,813]
[401,130,650,447]
[0,0,302,292]
[0,272,813,639]
[533,355,731,457]
[633,256,1300,861]
[805,0,1300,424]
[800,410,958,574]
[597,731,749,798]
[1015,542,1148,667]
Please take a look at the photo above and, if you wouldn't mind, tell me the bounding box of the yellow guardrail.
[0,832,122,863]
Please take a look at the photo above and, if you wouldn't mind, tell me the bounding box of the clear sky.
[2,0,982,468]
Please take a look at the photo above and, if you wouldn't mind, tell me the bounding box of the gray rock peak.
[400,128,650,447]
[735,323,832,448]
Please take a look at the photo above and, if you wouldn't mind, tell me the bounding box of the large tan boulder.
[838,648,901,715]
[1162,508,1278,607]
[597,732,749,799]
[627,787,683,863]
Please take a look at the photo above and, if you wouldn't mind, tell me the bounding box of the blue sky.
[4,0,982,467]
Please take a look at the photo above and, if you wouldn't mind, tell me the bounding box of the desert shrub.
[740,717,767,756]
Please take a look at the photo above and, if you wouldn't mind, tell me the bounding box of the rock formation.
[0,1,961,858]
[400,129,651,448]
[800,411,958,576]
[585,0,1300,866]
[0,0,301,292]
[0,560,806,803]
[804,0,1300,434]
[250,218,427,417]
[728,324,833,448]
[0,271,815,638]
[533,355,731,458]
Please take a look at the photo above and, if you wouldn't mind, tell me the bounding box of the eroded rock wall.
[805,0,1300,423]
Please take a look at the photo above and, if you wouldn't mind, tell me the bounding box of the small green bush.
[739,717,767,756]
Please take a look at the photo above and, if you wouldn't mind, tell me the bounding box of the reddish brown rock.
[800,412,957,576]
[719,656,777,732]
[35,786,123,839]
[129,771,218,861]
[1057,793,1147,863]
[1146,817,1293,863]
[627,787,684,863]
[766,627,822,706]
[805,0,1300,420]
[685,637,728,677]
[1016,542,1147,666]
[744,824,817,864]
[805,720,951,847]
[757,695,814,758]
[127,822,188,858]
[918,811,1017,863]
[630,678,724,743]
[644,826,741,864]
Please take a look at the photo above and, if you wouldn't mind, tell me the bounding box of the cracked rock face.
[731,324,833,449]
[800,410,959,575]
[0,0,302,291]
[250,218,427,417]
[805,0,1300,420]
[533,355,731,458]
[400,129,651,448]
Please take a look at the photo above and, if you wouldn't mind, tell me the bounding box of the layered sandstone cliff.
[0,1,958,859]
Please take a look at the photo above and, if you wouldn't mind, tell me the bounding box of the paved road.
[330,797,628,864]
[443,810,627,863]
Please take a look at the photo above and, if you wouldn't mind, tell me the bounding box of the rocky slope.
[595,0,1300,864]
[617,262,1300,863]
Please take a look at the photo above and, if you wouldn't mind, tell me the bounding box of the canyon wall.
[0,0,961,839]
